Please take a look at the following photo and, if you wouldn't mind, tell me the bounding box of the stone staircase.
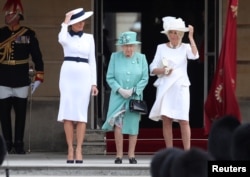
[82,129,106,155]
[1,153,151,177]
[1,130,152,176]
[0,127,208,177]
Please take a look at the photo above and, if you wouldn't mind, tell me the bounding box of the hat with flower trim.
[161,16,189,34]
[116,31,141,45]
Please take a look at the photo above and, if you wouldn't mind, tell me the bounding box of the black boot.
[0,98,14,153]
[6,141,14,154]
[14,141,25,154]
[13,97,27,154]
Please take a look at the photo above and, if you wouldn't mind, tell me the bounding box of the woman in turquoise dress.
[102,31,149,164]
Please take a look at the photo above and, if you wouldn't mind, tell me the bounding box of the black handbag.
[129,98,148,115]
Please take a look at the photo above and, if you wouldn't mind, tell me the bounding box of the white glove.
[118,88,133,99]
[31,80,41,94]
[162,57,169,67]
[164,67,171,75]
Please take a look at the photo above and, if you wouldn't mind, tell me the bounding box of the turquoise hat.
[116,31,141,45]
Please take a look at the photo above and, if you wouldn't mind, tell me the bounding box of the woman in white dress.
[57,8,98,163]
[149,16,199,150]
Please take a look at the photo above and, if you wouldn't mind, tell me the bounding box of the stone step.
[1,153,151,176]
[27,130,107,155]
[82,142,106,155]
[77,130,106,155]
[84,130,106,142]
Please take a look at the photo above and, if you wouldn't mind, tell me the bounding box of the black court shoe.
[66,160,74,164]
[75,160,83,164]
[114,157,122,164]
[129,157,137,164]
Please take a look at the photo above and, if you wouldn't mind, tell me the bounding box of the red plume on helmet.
[3,0,23,12]
[3,0,24,20]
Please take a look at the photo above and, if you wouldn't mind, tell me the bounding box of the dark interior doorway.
[96,0,217,129]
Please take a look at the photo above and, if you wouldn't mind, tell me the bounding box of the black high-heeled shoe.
[129,157,137,164]
[67,148,74,164]
[75,160,83,163]
[66,160,74,163]
[114,157,122,164]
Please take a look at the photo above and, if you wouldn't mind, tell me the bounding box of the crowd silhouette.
[150,115,250,177]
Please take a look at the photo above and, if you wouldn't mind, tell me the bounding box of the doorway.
[95,0,220,129]
[94,0,221,153]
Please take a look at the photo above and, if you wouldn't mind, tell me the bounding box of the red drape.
[204,0,241,135]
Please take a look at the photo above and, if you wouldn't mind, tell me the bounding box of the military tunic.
[0,26,44,88]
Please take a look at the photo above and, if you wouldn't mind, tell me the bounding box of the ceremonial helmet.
[3,0,24,20]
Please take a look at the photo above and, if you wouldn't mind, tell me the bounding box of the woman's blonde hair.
[166,30,184,39]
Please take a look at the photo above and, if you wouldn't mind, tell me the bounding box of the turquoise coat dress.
[102,51,149,135]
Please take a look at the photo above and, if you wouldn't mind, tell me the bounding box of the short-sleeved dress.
[57,23,97,123]
[149,43,199,122]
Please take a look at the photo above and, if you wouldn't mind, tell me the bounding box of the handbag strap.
[131,94,142,100]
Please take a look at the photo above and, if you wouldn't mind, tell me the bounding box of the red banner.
[204,0,241,134]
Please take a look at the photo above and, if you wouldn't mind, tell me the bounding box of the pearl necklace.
[169,42,181,49]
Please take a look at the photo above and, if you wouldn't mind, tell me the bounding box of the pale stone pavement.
[0,152,152,177]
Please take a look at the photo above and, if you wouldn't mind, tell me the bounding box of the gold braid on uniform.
[0,28,28,63]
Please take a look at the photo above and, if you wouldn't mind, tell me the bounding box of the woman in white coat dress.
[149,16,199,150]
[57,8,98,163]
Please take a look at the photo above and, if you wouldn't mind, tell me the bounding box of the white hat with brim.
[116,31,141,45]
[67,8,93,25]
[161,16,189,34]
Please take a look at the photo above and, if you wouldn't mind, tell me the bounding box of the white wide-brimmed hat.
[116,31,141,45]
[161,16,189,34]
[67,8,93,25]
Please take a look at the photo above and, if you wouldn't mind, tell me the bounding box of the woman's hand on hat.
[188,25,194,39]
[188,25,198,49]
[64,12,73,24]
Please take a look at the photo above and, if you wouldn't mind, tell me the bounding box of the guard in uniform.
[0,0,44,154]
